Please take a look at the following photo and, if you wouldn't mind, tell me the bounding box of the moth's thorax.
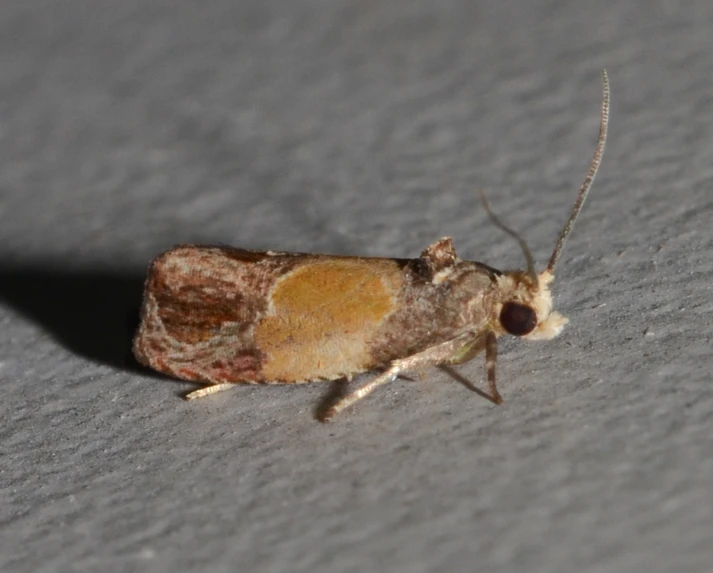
[494,269,568,340]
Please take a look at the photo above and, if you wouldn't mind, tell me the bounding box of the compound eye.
[500,302,537,336]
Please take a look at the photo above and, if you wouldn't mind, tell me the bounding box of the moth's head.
[477,70,609,343]
[495,269,568,341]
[479,71,609,342]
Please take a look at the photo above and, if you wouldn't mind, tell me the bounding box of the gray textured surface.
[2,1,712,572]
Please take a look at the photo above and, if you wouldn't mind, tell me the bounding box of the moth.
[133,70,610,420]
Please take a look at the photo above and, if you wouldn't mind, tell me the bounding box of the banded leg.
[485,330,503,404]
[321,332,478,421]
[185,383,235,400]
[437,330,502,405]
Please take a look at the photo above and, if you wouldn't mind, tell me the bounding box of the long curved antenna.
[547,69,610,273]
[479,189,537,283]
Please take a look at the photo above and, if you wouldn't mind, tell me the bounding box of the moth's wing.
[133,246,406,385]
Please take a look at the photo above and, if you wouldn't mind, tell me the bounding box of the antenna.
[547,69,610,273]
[479,189,537,283]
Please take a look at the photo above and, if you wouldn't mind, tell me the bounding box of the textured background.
[2,1,712,572]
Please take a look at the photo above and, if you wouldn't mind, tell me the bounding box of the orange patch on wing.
[255,259,403,381]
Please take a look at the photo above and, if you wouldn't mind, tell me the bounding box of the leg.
[436,330,502,405]
[321,332,478,421]
[437,364,502,405]
[320,368,399,421]
[485,330,503,404]
[184,383,235,400]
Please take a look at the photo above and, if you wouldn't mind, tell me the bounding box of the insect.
[133,70,610,421]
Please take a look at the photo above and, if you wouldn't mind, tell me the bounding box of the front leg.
[321,331,486,421]
[438,329,503,405]
[484,330,503,404]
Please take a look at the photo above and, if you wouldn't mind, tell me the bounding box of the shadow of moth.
[134,70,610,421]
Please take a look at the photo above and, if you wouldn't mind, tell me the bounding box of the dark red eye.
[500,302,537,336]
